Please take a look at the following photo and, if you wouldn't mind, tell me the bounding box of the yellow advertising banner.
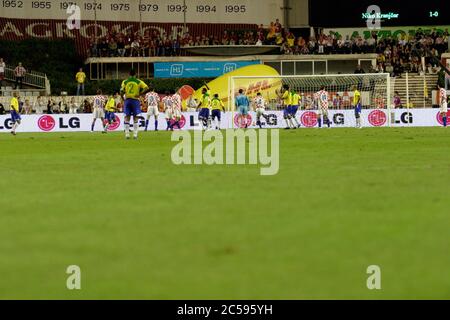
[192,64,281,110]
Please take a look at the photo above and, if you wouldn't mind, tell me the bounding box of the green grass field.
[1,128,449,299]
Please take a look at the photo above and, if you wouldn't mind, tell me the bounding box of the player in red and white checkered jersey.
[91,89,107,133]
[144,89,161,131]
[253,92,269,128]
[162,92,174,131]
[171,90,183,130]
[438,83,448,127]
[315,86,331,128]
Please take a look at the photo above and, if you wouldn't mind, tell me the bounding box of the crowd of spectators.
[0,95,122,115]
[88,19,285,57]
[88,21,449,78]
[278,28,449,78]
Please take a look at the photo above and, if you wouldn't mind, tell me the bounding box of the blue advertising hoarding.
[154,61,261,78]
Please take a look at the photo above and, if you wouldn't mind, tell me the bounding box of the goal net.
[229,73,391,127]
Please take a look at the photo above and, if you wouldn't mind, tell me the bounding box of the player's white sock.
[133,121,138,138]
[284,118,290,128]
[12,122,19,132]
[288,118,295,128]
[125,122,130,138]
[293,117,300,127]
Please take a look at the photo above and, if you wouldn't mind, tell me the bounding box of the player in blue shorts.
[120,69,149,139]
[197,87,211,130]
[235,89,250,128]
[289,89,302,128]
[211,93,226,130]
[104,92,119,132]
[277,84,293,129]
[352,85,362,128]
[10,92,21,135]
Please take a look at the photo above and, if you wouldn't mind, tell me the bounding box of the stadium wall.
[0,109,448,133]
[0,0,284,25]
[0,18,257,57]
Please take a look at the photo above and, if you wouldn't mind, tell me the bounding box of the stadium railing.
[3,65,50,94]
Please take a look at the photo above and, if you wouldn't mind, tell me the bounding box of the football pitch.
[0,127,449,299]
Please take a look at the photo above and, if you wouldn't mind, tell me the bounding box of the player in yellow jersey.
[289,89,302,128]
[120,69,149,139]
[197,86,212,130]
[352,85,362,128]
[211,93,226,130]
[10,92,21,135]
[277,84,294,129]
[104,92,119,132]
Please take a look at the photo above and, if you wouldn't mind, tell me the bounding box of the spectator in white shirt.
[131,39,140,57]
[69,97,78,114]
[33,96,46,114]
[59,97,68,114]
[23,99,33,115]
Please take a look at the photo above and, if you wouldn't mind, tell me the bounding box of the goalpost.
[229,73,391,128]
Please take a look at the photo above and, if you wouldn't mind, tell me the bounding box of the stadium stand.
[86,22,449,80]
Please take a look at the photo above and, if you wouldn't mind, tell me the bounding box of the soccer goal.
[229,73,391,128]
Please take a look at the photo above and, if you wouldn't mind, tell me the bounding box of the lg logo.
[265,114,278,126]
[391,112,413,124]
[0,118,14,130]
[368,110,387,127]
[234,114,253,128]
[37,115,81,132]
[300,112,345,127]
[38,115,56,131]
